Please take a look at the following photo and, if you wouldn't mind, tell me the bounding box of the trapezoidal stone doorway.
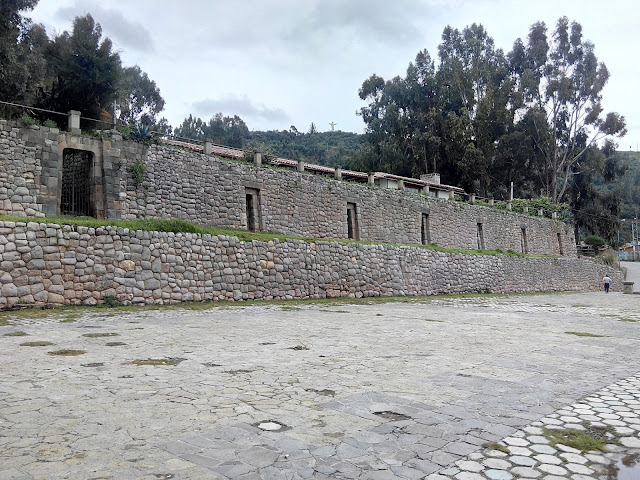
[60,148,95,217]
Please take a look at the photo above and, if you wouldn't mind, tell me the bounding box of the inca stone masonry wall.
[0,121,143,219]
[0,221,620,307]
[0,121,573,256]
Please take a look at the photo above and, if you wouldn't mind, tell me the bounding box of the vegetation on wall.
[128,160,146,187]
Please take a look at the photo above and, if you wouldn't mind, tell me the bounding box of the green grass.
[0,215,289,243]
[0,215,549,258]
[82,332,119,338]
[565,331,605,337]
[130,358,184,366]
[4,331,28,336]
[48,349,86,356]
[620,318,638,322]
[542,426,614,452]
[423,318,444,322]
[483,442,510,454]
[20,341,54,346]
[0,305,78,323]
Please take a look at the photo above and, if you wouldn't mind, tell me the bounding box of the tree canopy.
[0,3,166,131]
[355,17,626,208]
[40,14,122,122]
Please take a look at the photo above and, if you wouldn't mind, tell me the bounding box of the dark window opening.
[61,148,93,216]
[421,213,431,245]
[347,202,359,240]
[477,223,485,250]
[245,188,261,232]
[521,227,529,253]
[557,232,564,255]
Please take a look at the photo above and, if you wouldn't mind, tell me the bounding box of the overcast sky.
[28,0,640,149]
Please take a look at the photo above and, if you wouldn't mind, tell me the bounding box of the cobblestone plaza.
[1,288,640,479]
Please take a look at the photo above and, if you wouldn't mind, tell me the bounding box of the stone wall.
[0,221,621,308]
[0,121,574,256]
[0,120,140,219]
[121,143,573,256]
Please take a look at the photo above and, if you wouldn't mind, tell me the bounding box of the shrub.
[43,119,58,128]
[19,115,37,126]
[128,159,146,187]
[102,295,122,308]
[600,250,616,266]
[585,235,606,248]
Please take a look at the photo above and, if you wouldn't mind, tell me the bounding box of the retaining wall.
[0,121,574,256]
[0,221,621,308]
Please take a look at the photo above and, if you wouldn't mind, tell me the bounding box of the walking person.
[603,275,612,293]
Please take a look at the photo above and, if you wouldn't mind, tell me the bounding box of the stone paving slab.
[1,291,640,479]
[426,372,640,479]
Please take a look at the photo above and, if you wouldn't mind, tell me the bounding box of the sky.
[27,0,640,149]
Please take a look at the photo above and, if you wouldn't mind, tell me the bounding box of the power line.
[0,100,68,117]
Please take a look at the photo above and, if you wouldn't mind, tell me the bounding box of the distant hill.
[245,130,362,168]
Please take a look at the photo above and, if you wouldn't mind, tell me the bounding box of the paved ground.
[621,261,640,293]
[1,291,640,479]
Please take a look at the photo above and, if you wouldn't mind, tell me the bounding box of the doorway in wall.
[61,148,93,216]
[347,202,359,240]
[521,227,529,253]
[477,223,485,249]
[421,213,431,245]
[557,232,564,255]
[245,188,261,232]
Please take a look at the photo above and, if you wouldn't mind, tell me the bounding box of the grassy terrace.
[0,215,543,258]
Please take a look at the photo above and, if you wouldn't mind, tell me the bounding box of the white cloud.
[56,1,155,52]
[192,95,289,122]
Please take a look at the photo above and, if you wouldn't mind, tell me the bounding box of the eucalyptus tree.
[174,113,248,148]
[356,72,412,175]
[509,17,626,204]
[0,0,46,104]
[117,65,165,127]
[437,23,517,197]
[41,14,122,123]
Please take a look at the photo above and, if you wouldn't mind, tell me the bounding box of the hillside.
[245,130,362,167]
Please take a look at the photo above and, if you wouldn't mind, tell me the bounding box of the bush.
[102,295,122,308]
[599,250,616,266]
[585,235,606,248]
[128,159,146,186]
[43,119,58,128]
[19,115,37,126]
